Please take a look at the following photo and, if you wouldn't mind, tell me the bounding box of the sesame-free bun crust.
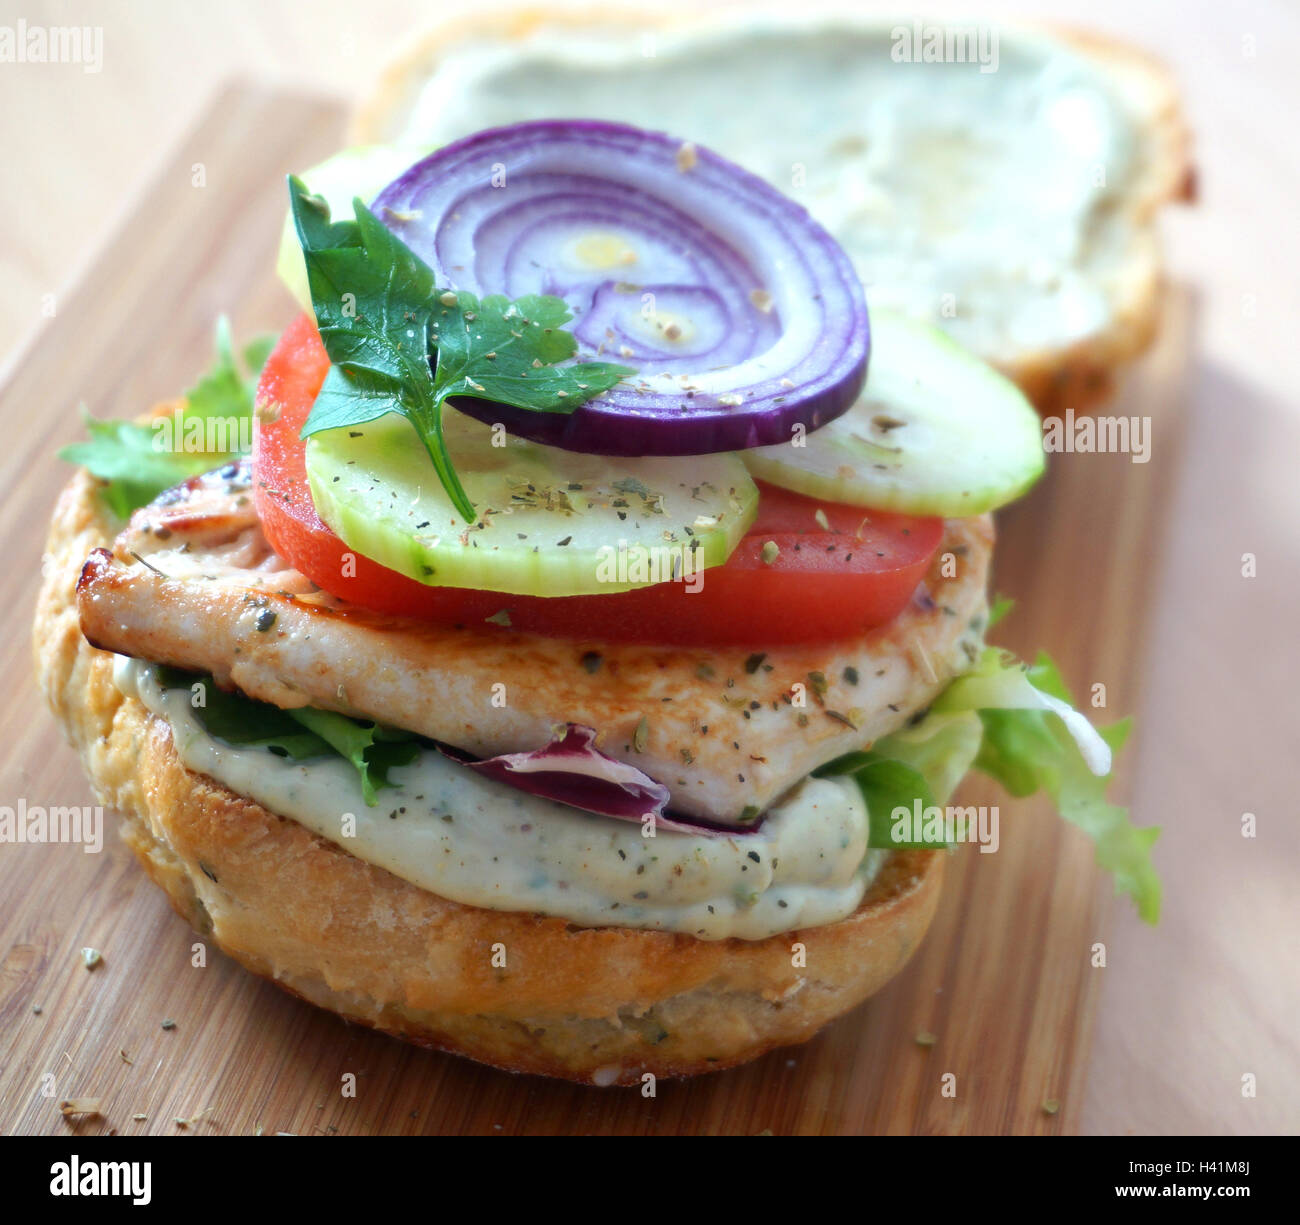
[35,461,944,1085]
[352,6,1193,416]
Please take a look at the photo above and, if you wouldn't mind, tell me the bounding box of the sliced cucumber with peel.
[742,311,1044,515]
[276,145,430,315]
[306,410,758,597]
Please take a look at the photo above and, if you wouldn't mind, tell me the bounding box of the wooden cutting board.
[0,85,1194,1136]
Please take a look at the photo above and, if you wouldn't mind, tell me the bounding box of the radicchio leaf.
[457,724,737,837]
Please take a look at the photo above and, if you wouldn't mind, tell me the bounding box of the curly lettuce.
[819,645,1161,923]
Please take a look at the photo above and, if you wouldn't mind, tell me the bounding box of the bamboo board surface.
[1,85,1293,1136]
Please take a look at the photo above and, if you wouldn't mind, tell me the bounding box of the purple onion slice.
[457,724,738,837]
[373,120,869,456]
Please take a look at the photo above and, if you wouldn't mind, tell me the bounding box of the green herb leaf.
[185,316,270,420]
[429,291,630,412]
[58,317,276,518]
[155,668,419,806]
[288,179,632,524]
[60,416,197,520]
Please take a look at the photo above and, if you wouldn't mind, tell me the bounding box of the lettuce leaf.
[870,709,985,805]
[985,594,1015,629]
[821,647,1161,923]
[815,752,936,847]
[155,668,419,806]
[935,647,1114,776]
[287,706,420,805]
[58,317,276,518]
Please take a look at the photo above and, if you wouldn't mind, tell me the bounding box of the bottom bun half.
[36,468,944,1085]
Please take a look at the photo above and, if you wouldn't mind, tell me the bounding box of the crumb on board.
[59,1098,103,1119]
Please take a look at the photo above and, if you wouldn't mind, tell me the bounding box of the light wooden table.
[1,0,1297,1136]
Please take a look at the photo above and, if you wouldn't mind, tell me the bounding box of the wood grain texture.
[0,87,1293,1137]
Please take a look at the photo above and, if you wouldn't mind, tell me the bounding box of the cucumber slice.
[742,311,1044,515]
[306,410,758,597]
[276,145,430,314]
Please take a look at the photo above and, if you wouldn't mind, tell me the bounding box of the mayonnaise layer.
[116,657,884,941]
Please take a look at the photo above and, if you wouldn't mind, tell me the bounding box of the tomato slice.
[253,316,944,645]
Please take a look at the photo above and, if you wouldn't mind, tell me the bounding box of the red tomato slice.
[253,316,943,645]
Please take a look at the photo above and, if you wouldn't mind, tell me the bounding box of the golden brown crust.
[351,6,1193,417]
[35,465,944,1084]
[1010,21,1193,414]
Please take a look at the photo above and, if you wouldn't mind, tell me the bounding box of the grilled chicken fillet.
[76,462,992,825]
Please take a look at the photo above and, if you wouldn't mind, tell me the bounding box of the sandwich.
[37,19,1174,1086]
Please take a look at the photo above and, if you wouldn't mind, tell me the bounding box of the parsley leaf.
[429,292,625,410]
[59,417,195,520]
[288,178,632,523]
[186,316,272,420]
[58,317,276,518]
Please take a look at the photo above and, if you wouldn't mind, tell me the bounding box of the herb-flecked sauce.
[116,656,885,940]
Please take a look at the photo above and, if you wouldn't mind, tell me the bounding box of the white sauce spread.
[394,16,1137,359]
[116,657,884,941]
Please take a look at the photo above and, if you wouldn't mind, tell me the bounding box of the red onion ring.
[373,120,869,456]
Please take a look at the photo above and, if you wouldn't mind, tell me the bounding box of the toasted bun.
[35,463,943,1085]
[352,6,1193,416]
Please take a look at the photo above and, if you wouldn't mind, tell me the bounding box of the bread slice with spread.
[353,6,1193,413]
